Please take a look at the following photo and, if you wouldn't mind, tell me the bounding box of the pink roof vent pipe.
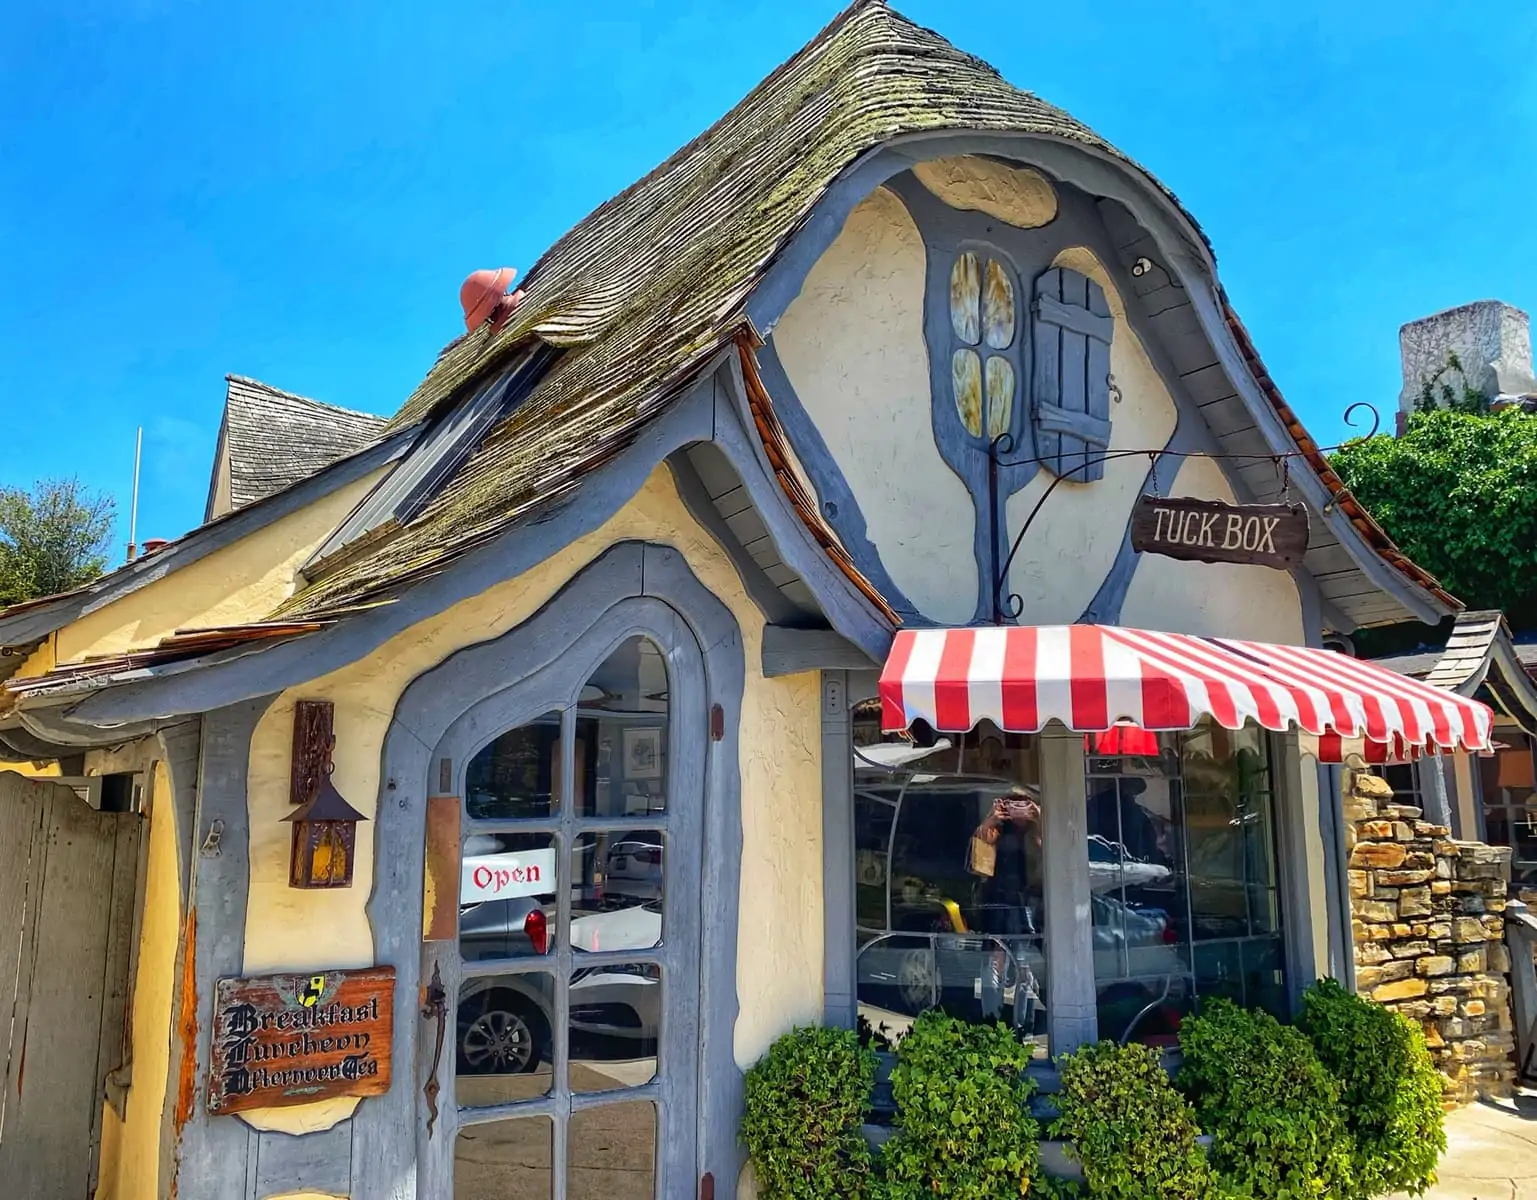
[459,267,525,333]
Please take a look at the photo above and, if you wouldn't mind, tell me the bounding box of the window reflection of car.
[455,902,662,1076]
[852,742,1185,1032]
[605,835,664,901]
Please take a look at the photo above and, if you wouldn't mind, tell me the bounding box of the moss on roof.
[274,0,1193,619]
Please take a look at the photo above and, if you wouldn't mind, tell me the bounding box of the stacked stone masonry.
[1346,771,1516,1105]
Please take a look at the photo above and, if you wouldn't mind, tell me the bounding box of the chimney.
[141,538,170,557]
[1398,301,1537,416]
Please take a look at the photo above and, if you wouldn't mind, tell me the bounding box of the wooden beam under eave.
[761,625,879,677]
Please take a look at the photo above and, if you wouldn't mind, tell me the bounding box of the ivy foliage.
[741,1025,877,1200]
[1297,979,1445,1198]
[1050,1041,1222,1200]
[1329,407,1537,627]
[1177,999,1355,1199]
[880,1009,1041,1200]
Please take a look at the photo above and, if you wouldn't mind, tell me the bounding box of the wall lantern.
[284,769,367,888]
[285,699,367,889]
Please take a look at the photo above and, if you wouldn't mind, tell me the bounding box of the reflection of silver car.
[856,893,1183,1023]
[456,903,661,1075]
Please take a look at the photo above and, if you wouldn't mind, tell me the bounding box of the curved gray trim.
[0,423,421,649]
[753,341,922,621]
[1076,436,1185,626]
[166,696,276,1200]
[351,540,746,1198]
[745,132,1448,627]
[39,361,893,730]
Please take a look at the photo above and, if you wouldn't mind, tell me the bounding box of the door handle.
[422,961,448,1137]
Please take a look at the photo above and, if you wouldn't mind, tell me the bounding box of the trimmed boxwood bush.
[1178,998,1355,1199]
[1051,1040,1222,1200]
[880,1009,1042,1199]
[741,1025,877,1199]
[1298,978,1445,1197]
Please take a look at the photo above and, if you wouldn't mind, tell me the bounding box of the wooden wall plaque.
[1130,495,1308,570]
[208,966,394,1115]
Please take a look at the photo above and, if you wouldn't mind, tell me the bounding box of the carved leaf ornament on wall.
[949,251,1019,440]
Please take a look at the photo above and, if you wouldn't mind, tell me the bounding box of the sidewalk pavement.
[1391,1091,1537,1199]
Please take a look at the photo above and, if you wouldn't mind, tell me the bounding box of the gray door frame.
[418,596,705,1196]
[352,541,747,1200]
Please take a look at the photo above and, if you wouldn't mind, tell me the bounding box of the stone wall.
[1345,771,1516,1104]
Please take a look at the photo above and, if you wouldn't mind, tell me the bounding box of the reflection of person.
[1088,777,1164,865]
[969,790,1042,1023]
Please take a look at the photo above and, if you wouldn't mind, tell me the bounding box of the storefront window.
[851,709,1047,1058]
[1479,734,1537,888]
[1088,721,1286,1046]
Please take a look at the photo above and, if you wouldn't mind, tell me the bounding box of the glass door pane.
[446,634,693,1199]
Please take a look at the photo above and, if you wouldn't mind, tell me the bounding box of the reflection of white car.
[606,837,664,901]
[456,904,662,1076]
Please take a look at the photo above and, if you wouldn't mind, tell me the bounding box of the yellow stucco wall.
[774,185,980,625]
[57,470,386,663]
[1120,455,1304,644]
[911,155,1058,228]
[237,465,825,1136]
[94,761,179,1200]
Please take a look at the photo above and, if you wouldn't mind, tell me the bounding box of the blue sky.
[3,0,1534,557]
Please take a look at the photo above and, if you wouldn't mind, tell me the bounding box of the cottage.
[0,4,1501,1198]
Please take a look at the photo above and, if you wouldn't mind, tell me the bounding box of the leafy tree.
[0,478,116,606]
[1329,406,1537,629]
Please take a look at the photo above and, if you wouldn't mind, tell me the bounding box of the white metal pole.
[128,426,142,561]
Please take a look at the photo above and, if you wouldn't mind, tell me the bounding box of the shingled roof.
[211,376,388,517]
[269,0,1195,618]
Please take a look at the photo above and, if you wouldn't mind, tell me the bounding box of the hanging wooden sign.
[208,966,394,1115]
[1131,496,1308,570]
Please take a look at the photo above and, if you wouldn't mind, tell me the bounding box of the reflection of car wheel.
[457,991,548,1075]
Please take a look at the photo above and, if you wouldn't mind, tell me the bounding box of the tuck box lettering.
[208,966,394,1115]
[1130,495,1309,570]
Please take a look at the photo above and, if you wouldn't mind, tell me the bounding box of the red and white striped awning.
[879,625,1493,762]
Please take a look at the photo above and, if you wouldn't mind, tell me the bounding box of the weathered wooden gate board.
[0,773,142,1199]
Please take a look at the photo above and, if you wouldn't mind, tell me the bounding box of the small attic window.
[303,343,557,576]
[946,248,1021,443]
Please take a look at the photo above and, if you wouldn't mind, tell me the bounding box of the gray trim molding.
[0,426,419,649]
[352,540,747,1198]
[763,627,877,677]
[820,671,856,1029]
[167,696,280,1200]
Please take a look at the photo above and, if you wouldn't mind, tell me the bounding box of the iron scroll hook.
[1341,401,1381,441]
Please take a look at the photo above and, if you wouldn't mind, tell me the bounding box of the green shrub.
[1298,978,1445,1197]
[880,1009,1042,1199]
[1050,1040,1222,1200]
[1177,999,1355,1199]
[742,1025,877,1199]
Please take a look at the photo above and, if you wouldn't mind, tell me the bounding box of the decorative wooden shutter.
[1031,267,1114,481]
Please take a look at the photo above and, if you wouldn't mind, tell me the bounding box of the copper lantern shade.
[284,771,368,889]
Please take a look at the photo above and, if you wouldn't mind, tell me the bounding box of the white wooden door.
[0,773,142,1199]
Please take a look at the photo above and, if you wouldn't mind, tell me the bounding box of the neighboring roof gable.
[1374,610,1537,736]
[207,376,388,519]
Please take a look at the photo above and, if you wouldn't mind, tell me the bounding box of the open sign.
[460,848,557,903]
